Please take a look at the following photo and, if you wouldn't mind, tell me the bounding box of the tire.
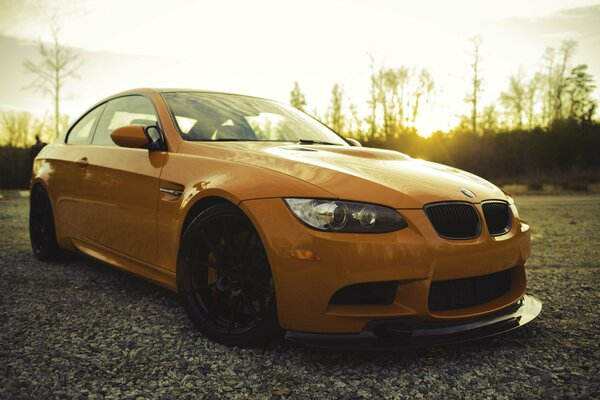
[177,203,282,347]
[29,185,62,261]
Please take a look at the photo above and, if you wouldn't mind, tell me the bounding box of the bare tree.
[326,83,345,134]
[370,67,410,137]
[480,105,500,135]
[411,68,434,124]
[525,73,541,129]
[566,64,597,127]
[365,60,436,138]
[500,70,526,129]
[465,36,483,135]
[289,81,307,112]
[541,47,555,126]
[23,22,81,139]
[367,55,379,140]
[348,103,364,140]
[553,40,577,123]
[540,40,578,127]
[381,68,400,136]
[393,67,410,127]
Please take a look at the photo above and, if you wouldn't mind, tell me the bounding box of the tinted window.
[162,92,348,145]
[67,105,104,144]
[92,96,158,146]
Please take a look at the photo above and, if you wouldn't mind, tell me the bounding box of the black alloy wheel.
[177,203,282,347]
[29,185,61,261]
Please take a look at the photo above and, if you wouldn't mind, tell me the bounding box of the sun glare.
[415,117,440,138]
[0,0,598,137]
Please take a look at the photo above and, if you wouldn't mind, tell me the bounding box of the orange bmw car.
[29,88,541,349]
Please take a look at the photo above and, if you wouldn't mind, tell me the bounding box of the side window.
[92,96,158,146]
[66,105,104,144]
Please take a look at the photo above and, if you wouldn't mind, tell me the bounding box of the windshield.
[162,92,348,145]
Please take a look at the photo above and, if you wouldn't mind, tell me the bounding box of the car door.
[53,104,106,236]
[78,95,166,265]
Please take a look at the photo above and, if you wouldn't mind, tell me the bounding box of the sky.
[1,0,600,136]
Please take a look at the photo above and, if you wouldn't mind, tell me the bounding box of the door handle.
[75,157,89,168]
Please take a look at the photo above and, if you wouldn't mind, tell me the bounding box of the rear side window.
[66,105,104,144]
[92,96,158,146]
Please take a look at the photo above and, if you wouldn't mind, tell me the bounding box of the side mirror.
[110,125,162,150]
[346,138,362,147]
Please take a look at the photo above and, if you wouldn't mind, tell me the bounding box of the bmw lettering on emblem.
[460,188,476,199]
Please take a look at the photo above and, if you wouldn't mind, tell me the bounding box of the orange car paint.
[32,88,531,334]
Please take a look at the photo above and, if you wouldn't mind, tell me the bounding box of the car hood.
[180,141,507,209]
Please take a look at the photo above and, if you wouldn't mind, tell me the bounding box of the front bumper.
[240,198,532,334]
[285,294,542,350]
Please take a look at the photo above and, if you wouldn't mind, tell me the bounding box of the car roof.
[100,88,272,103]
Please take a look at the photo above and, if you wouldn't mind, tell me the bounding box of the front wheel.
[177,203,282,347]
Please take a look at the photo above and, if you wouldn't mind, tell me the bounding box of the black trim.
[424,201,481,240]
[143,126,166,151]
[65,103,107,145]
[330,281,398,305]
[428,268,512,311]
[89,95,164,146]
[481,200,512,236]
[65,94,167,150]
[285,294,542,350]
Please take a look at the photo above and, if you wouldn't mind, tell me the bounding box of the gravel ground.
[1,193,599,399]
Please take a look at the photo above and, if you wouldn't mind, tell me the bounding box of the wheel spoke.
[182,211,275,334]
[199,229,218,255]
[196,260,217,269]
[240,291,257,316]
[207,291,222,322]
[222,224,234,249]
[232,234,243,264]
[244,276,273,295]
[246,256,269,271]
[238,230,254,261]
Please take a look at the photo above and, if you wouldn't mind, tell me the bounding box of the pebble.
[0,195,599,398]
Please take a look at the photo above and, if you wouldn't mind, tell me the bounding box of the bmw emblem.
[460,188,476,199]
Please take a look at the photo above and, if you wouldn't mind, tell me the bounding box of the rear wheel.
[29,185,62,261]
[177,203,282,347]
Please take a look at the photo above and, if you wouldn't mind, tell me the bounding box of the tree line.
[289,37,599,185]
[0,32,598,189]
[291,38,597,138]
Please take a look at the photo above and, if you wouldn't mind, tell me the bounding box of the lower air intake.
[329,281,398,305]
[428,268,512,311]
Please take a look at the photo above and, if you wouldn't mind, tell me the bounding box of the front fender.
[156,152,335,272]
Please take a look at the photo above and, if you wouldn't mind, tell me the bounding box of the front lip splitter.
[285,294,542,350]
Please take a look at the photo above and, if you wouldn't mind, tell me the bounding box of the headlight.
[284,198,408,233]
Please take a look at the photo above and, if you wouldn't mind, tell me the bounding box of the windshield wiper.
[297,139,341,146]
[212,138,255,141]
